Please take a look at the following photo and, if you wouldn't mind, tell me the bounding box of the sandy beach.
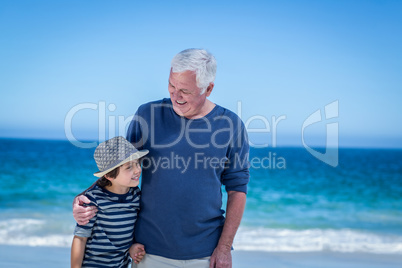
[1,245,402,268]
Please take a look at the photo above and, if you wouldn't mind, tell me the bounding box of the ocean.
[0,138,401,254]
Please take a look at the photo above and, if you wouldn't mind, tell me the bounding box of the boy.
[71,136,148,268]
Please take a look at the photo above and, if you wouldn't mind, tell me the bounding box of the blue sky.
[1,0,401,148]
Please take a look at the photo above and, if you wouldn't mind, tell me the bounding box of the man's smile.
[176,100,187,105]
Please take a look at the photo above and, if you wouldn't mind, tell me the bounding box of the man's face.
[168,70,211,119]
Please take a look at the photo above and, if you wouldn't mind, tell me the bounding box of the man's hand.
[129,243,146,264]
[210,191,246,268]
[209,244,232,268]
[73,195,97,225]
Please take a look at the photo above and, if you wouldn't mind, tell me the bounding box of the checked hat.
[93,136,148,177]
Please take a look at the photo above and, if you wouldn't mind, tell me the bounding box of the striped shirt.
[74,184,140,268]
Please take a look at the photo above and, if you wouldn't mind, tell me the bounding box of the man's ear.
[205,82,214,97]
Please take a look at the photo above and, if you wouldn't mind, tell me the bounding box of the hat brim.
[93,149,149,177]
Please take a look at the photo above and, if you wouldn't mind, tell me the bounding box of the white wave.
[234,227,402,254]
[0,233,73,247]
[0,218,73,247]
[1,219,402,253]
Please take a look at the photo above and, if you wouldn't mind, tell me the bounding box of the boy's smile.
[106,160,142,194]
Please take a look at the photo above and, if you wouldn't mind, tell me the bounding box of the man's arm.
[72,181,98,225]
[73,195,98,225]
[71,236,87,268]
[210,191,246,268]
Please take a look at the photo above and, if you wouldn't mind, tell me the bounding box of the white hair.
[171,48,217,94]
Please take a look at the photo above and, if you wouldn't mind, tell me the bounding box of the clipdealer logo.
[64,100,339,168]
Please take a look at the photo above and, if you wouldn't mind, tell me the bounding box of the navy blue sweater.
[126,98,249,259]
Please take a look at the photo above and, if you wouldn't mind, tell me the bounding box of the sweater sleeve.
[221,121,250,194]
[126,108,144,150]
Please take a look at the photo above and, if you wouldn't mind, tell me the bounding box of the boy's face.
[112,160,142,188]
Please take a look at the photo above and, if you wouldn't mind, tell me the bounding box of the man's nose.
[171,88,182,98]
[169,87,175,95]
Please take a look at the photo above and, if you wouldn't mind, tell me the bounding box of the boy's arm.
[71,236,87,268]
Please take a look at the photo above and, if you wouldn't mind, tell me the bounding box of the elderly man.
[73,49,250,268]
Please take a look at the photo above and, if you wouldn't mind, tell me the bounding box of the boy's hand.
[129,243,146,264]
[73,195,97,225]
